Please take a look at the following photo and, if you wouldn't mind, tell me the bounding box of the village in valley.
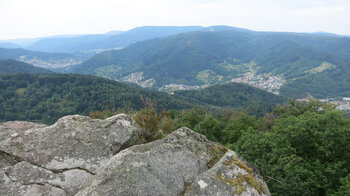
[231,72,285,95]
[159,84,208,93]
[319,97,350,111]
[121,72,156,88]
[17,56,82,68]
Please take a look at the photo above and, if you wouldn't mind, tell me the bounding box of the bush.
[134,99,174,142]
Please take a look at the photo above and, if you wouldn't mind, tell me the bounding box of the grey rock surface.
[1,114,270,196]
[184,151,269,196]
[76,127,270,196]
[0,121,46,142]
[0,121,48,173]
[0,114,141,195]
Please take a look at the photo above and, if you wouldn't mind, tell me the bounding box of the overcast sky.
[0,0,349,40]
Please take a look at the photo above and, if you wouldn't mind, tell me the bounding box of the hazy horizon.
[1,25,349,42]
[1,0,350,40]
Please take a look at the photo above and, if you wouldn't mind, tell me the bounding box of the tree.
[222,112,257,144]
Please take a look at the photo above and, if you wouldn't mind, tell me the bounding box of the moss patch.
[216,173,266,195]
[223,156,253,174]
[217,155,266,195]
[207,144,228,168]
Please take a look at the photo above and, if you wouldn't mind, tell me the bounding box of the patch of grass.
[305,61,336,74]
[16,88,26,95]
[195,70,223,85]
[95,64,122,79]
[219,61,256,75]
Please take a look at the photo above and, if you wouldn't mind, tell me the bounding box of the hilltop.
[25,26,204,53]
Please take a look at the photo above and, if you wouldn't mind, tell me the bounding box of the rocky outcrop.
[0,114,270,196]
[0,114,141,195]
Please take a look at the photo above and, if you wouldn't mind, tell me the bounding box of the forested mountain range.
[24,26,203,53]
[69,28,350,98]
[1,25,350,98]
[1,26,247,53]
[0,74,283,124]
[0,60,52,74]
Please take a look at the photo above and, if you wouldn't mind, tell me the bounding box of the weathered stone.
[0,170,67,196]
[184,151,269,196]
[0,114,141,195]
[1,161,93,195]
[0,114,141,173]
[24,184,67,196]
[0,121,48,170]
[0,121,46,142]
[76,127,270,196]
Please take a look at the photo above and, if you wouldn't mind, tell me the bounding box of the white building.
[343,97,350,101]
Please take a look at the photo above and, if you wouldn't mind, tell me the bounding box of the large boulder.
[77,127,270,196]
[0,114,141,195]
[1,114,270,196]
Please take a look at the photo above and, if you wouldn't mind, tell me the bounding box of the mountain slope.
[0,60,53,74]
[26,34,112,53]
[0,74,283,124]
[0,74,199,124]
[71,29,350,98]
[175,82,285,116]
[26,26,204,53]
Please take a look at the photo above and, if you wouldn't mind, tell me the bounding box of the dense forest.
[92,99,350,196]
[0,74,198,124]
[171,101,350,195]
[0,74,282,124]
[175,82,284,116]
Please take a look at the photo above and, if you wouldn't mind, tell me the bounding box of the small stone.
[198,180,208,189]
[11,133,19,138]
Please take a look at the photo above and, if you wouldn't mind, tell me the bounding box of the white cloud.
[0,0,350,40]
[294,5,346,16]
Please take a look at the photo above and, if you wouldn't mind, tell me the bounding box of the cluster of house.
[231,72,285,95]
